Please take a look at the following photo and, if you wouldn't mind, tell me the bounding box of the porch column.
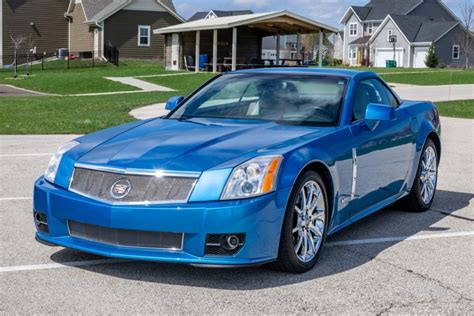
[319,31,323,68]
[232,27,237,71]
[276,33,280,65]
[296,32,301,59]
[195,30,200,73]
[213,29,218,73]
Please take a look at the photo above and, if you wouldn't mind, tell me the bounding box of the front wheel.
[401,139,439,212]
[275,171,329,273]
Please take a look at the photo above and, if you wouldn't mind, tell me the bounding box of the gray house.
[339,0,471,68]
[188,10,253,22]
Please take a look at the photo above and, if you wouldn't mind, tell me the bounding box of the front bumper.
[34,178,291,266]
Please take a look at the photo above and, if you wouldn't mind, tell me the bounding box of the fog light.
[205,233,246,256]
[225,235,240,250]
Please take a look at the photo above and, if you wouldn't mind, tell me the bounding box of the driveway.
[0,84,50,97]
[0,117,472,314]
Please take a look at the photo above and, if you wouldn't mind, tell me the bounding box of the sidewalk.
[392,84,474,102]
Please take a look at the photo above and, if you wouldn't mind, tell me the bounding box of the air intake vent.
[34,211,49,234]
[68,221,183,250]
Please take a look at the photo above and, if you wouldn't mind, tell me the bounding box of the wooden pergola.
[154,11,338,72]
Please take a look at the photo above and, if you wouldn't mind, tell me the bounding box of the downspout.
[64,13,73,53]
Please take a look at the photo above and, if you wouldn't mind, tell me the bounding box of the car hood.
[76,117,325,172]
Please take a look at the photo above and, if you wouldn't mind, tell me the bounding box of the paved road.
[0,118,473,314]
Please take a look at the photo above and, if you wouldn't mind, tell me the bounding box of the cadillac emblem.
[110,179,132,199]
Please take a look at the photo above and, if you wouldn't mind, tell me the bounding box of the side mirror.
[165,96,185,112]
[365,103,395,131]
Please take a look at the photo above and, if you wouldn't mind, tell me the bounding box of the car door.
[349,78,414,215]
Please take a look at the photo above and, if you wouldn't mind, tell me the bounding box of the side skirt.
[327,191,409,236]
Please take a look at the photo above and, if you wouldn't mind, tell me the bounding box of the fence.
[1,48,119,76]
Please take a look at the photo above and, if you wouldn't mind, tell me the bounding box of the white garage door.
[414,47,428,68]
[374,48,404,67]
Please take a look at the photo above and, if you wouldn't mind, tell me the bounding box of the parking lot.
[1,117,473,314]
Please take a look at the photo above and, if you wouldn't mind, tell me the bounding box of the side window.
[383,85,400,108]
[353,79,391,121]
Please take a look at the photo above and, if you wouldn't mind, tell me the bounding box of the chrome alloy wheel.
[420,146,437,204]
[292,181,326,263]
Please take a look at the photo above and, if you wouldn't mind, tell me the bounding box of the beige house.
[66,0,184,60]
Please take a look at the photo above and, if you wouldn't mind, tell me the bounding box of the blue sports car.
[34,68,441,273]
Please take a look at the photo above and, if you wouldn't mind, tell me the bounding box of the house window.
[349,47,357,60]
[367,23,374,35]
[387,29,393,42]
[452,45,460,59]
[349,23,358,36]
[138,25,151,47]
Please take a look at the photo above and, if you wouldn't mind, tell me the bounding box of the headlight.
[221,155,282,200]
[44,141,80,183]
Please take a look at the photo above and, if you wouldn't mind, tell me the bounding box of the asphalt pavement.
[0,117,473,314]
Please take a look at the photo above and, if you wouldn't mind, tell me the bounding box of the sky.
[173,0,465,28]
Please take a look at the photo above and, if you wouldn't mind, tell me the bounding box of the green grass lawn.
[436,99,474,119]
[142,73,216,92]
[0,60,177,95]
[1,61,472,135]
[326,66,474,85]
[380,70,474,85]
[0,73,215,134]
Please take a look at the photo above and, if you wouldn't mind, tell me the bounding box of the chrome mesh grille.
[70,167,197,204]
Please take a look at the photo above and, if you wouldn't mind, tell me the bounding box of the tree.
[425,42,439,68]
[456,0,473,69]
[10,34,26,78]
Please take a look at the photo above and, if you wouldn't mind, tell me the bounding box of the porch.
[154,11,338,72]
[348,36,371,67]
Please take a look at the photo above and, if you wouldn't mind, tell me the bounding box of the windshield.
[169,73,347,126]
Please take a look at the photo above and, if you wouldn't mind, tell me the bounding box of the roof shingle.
[390,14,458,42]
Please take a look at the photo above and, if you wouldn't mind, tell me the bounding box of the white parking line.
[326,231,474,247]
[0,153,51,157]
[0,197,32,201]
[1,231,473,273]
[0,259,126,273]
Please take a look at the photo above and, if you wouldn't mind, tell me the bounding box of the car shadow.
[49,189,472,290]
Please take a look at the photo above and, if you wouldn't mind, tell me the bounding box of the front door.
[349,78,414,214]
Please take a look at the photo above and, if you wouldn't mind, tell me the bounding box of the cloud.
[173,0,463,26]
[232,0,269,8]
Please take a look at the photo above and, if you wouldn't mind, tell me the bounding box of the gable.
[124,0,167,12]
[73,0,184,23]
[408,0,458,22]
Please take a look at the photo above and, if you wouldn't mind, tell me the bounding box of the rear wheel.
[275,171,328,273]
[401,139,438,212]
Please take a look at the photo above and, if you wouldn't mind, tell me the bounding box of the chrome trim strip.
[68,164,198,206]
[73,163,201,178]
[351,148,358,200]
[67,221,184,252]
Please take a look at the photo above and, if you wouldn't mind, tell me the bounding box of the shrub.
[425,43,439,68]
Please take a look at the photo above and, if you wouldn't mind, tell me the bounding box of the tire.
[274,171,329,273]
[400,139,439,212]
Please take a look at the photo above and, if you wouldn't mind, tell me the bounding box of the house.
[261,35,299,61]
[339,0,472,68]
[1,0,70,66]
[66,0,184,60]
[188,10,254,22]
